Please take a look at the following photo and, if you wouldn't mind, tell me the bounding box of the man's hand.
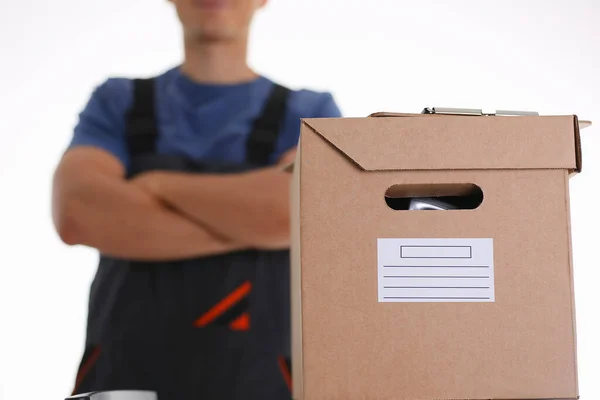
[277,148,296,169]
[130,170,167,197]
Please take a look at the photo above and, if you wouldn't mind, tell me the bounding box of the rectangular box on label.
[400,244,472,258]
[290,111,588,400]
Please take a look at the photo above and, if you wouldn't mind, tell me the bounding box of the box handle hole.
[384,183,483,210]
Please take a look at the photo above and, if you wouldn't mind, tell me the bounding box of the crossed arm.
[52,146,295,261]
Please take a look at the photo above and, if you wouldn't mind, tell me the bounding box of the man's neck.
[180,35,257,85]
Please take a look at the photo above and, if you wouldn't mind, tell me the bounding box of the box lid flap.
[301,114,581,172]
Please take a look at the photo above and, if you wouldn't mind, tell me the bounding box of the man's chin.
[186,26,238,42]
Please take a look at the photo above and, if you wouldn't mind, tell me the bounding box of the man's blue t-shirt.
[69,66,342,167]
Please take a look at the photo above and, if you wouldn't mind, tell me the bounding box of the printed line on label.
[383,265,488,268]
[383,296,491,300]
[383,286,490,289]
[383,276,490,278]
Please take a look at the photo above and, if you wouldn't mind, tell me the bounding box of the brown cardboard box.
[290,112,587,400]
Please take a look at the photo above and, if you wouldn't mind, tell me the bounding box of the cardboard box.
[290,111,587,400]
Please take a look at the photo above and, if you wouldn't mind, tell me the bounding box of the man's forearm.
[56,170,246,261]
[139,167,291,250]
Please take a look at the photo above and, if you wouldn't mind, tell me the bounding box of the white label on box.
[377,238,495,302]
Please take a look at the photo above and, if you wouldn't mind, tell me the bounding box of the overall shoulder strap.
[125,78,159,158]
[245,83,291,166]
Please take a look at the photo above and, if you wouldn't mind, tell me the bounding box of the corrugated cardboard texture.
[291,115,579,400]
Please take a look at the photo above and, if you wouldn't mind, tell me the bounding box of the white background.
[0,0,598,399]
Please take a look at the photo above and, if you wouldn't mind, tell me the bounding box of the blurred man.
[51,0,341,399]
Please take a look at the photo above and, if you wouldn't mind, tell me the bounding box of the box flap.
[301,114,581,172]
[573,116,583,173]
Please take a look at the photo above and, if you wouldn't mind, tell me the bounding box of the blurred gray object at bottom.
[66,391,158,400]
